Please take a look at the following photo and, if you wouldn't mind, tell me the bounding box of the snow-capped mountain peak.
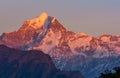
[23,12,51,29]
[0,12,66,49]
[1,12,120,78]
[38,12,48,20]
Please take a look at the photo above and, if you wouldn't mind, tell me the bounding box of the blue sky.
[0,0,120,36]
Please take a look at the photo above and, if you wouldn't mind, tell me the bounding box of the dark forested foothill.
[0,45,84,78]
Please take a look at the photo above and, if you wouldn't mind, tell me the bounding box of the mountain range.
[0,12,120,78]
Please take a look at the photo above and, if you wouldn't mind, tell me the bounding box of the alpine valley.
[1,12,120,78]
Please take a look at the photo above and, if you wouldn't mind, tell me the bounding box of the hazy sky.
[0,0,120,36]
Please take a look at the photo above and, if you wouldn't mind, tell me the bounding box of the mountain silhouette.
[0,45,84,78]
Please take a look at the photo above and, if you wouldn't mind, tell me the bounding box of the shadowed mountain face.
[0,45,84,78]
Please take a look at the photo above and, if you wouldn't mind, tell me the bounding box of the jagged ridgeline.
[0,12,120,78]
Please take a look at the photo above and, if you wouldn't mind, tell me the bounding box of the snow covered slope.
[0,12,120,78]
